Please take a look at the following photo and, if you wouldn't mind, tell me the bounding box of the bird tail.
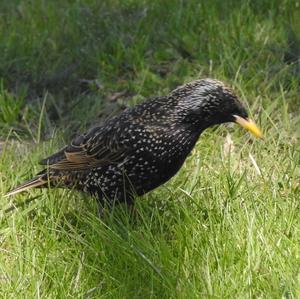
[4,175,47,197]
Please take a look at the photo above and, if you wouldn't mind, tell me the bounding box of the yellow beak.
[233,115,263,138]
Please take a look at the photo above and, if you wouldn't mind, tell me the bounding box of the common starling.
[6,79,262,206]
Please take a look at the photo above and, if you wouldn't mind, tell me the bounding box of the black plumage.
[6,79,262,206]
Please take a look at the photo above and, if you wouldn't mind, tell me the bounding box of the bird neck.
[174,108,215,135]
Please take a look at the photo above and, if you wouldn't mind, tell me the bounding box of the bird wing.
[40,119,129,171]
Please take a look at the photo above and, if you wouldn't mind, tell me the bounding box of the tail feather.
[5,175,47,197]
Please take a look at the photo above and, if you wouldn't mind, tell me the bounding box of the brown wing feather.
[40,119,129,171]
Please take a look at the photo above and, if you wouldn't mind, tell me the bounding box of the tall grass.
[0,1,299,298]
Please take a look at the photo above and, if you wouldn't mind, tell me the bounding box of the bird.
[6,78,262,208]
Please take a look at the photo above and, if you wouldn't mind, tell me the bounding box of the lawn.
[0,0,300,298]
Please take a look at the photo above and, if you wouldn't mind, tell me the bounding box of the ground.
[0,1,300,298]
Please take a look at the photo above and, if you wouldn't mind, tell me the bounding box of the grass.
[0,0,300,298]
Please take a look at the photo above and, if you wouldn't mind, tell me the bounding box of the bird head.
[172,78,262,138]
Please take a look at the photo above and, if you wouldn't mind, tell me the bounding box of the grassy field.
[0,0,300,298]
